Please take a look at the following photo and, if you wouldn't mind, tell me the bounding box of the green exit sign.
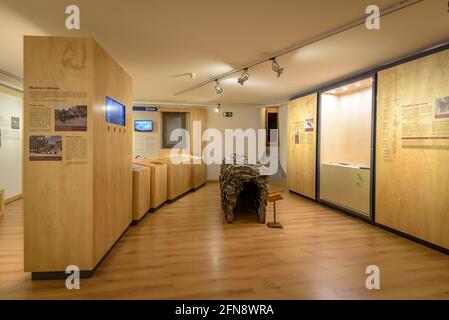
[223,111,233,117]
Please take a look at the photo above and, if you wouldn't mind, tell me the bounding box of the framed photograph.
[305,118,314,132]
[29,135,62,161]
[435,97,449,118]
[11,116,20,130]
[55,105,87,131]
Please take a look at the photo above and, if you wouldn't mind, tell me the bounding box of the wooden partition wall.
[24,36,133,277]
[287,93,317,199]
[376,49,449,250]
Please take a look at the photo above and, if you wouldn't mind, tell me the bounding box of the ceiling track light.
[214,103,221,113]
[270,57,284,77]
[174,1,421,96]
[214,80,224,94]
[238,68,250,85]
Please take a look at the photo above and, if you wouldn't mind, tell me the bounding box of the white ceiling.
[0,0,449,106]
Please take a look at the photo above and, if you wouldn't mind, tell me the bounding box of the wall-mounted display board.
[319,78,373,217]
[133,108,159,158]
[376,49,449,250]
[24,36,133,277]
[287,93,317,199]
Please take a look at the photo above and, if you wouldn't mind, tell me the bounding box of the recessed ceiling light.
[343,86,348,91]
[355,83,361,87]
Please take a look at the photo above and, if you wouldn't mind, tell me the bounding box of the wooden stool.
[267,191,283,228]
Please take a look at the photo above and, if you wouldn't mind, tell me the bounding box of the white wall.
[206,107,263,180]
[0,86,23,199]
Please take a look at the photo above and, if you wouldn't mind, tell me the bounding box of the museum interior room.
[0,0,449,302]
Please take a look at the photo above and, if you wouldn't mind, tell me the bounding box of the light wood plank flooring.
[0,182,448,299]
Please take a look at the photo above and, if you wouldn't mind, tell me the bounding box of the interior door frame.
[161,111,187,149]
[265,106,279,147]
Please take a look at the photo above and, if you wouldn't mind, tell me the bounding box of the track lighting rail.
[173,0,422,96]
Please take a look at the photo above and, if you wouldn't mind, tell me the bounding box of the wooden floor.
[1,182,448,299]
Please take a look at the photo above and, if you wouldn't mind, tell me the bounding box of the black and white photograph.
[10,116,19,129]
[435,96,449,118]
[55,105,87,131]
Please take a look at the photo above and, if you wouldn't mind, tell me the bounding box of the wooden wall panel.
[376,49,449,250]
[23,36,133,273]
[92,41,133,264]
[287,93,317,199]
[24,36,94,271]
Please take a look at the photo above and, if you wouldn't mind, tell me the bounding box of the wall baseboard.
[5,194,23,204]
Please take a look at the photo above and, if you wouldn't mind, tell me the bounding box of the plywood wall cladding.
[23,36,133,274]
[287,93,317,199]
[376,49,449,250]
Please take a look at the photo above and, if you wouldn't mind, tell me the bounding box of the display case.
[319,78,374,217]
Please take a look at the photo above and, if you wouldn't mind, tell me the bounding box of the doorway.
[265,107,279,147]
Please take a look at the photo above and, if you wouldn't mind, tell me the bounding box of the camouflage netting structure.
[219,154,269,224]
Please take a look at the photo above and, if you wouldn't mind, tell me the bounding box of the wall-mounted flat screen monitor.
[106,96,126,126]
[134,120,153,132]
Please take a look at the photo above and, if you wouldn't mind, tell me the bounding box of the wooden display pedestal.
[24,36,133,278]
[158,158,192,201]
[191,158,207,190]
[133,159,168,211]
[132,165,151,225]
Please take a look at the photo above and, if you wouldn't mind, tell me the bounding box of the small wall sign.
[133,105,159,112]
[223,111,233,117]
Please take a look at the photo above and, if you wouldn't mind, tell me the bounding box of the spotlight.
[238,68,249,85]
[270,57,284,77]
[214,103,221,113]
[214,80,224,94]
